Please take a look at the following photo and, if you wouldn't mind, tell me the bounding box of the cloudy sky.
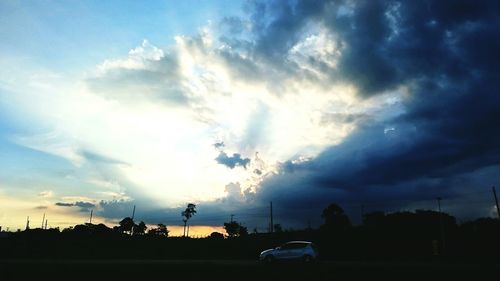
[1,0,499,234]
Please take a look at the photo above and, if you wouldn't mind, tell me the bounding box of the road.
[1,259,498,280]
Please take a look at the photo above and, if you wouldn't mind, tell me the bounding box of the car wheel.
[302,255,313,263]
[265,255,274,263]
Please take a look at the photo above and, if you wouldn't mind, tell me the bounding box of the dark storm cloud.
[74,201,96,209]
[55,201,95,212]
[55,202,74,207]
[96,182,271,232]
[249,0,326,65]
[98,199,136,219]
[92,0,500,228]
[215,151,251,169]
[226,0,500,223]
[230,0,500,96]
[320,113,368,125]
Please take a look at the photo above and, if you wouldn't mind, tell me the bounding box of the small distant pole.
[270,201,274,233]
[130,205,136,236]
[230,214,234,222]
[437,197,445,255]
[25,216,30,230]
[41,213,45,229]
[492,186,500,219]
[89,209,93,224]
[44,219,48,230]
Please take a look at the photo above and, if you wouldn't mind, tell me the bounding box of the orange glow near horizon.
[167,225,225,237]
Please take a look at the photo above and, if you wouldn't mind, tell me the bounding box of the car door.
[275,243,294,259]
[288,243,306,259]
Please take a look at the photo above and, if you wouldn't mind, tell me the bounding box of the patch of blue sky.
[0,99,73,187]
[0,0,245,75]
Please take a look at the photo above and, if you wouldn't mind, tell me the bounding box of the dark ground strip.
[1,260,498,281]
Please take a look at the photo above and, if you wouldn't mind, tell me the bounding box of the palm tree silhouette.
[182,203,196,237]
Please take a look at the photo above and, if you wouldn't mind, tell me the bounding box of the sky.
[1,0,499,235]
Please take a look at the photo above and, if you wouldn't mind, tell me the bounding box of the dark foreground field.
[1,259,499,281]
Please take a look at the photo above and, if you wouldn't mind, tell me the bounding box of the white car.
[259,241,319,262]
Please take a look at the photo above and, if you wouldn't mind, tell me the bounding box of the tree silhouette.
[363,211,386,227]
[321,203,351,231]
[273,223,283,233]
[133,221,147,235]
[181,203,197,237]
[118,217,136,234]
[209,231,224,239]
[223,220,248,238]
[148,223,169,236]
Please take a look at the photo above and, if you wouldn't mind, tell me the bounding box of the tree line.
[2,202,500,261]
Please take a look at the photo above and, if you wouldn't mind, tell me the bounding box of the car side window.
[285,243,306,249]
[279,242,311,250]
[293,243,307,249]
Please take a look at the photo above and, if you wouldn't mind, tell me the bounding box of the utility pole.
[89,209,93,224]
[361,204,365,224]
[25,216,30,230]
[492,186,500,220]
[437,197,446,256]
[41,213,45,229]
[230,214,234,222]
[130,205,136,236]
[270,201,274,233]
[44,219,48,230]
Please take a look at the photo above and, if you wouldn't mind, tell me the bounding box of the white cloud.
[11,131,85,166]
[97,39,164,73]
[60,196,96,203]
[38,190,54,198]
[2,26,408,216]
